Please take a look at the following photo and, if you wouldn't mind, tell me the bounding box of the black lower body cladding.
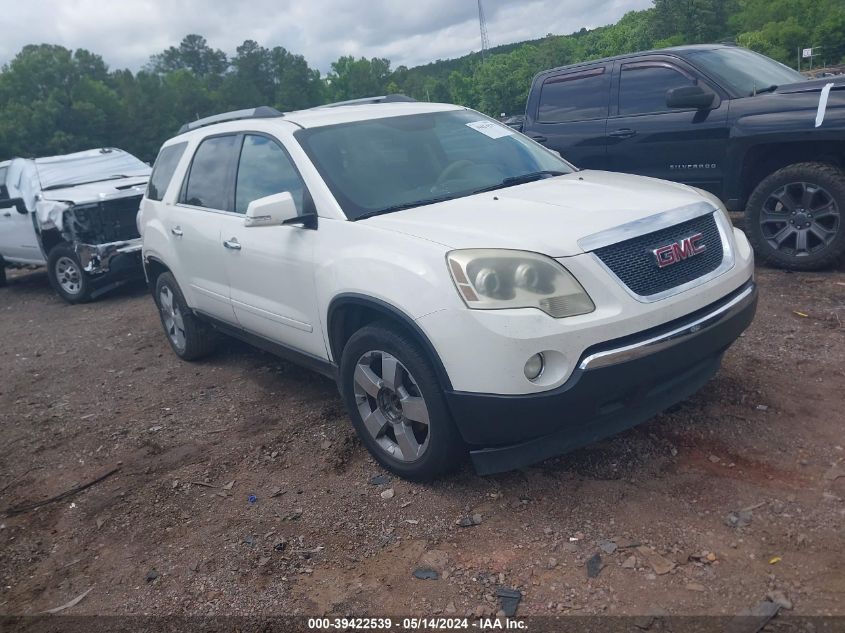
[444,281,758,475]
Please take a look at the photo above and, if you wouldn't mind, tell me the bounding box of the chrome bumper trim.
[577,201,716,252]
[579,283,756,371]
[77,238,142,274]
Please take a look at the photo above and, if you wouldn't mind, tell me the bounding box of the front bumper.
[445,281,757,475]
[76,238,143,276]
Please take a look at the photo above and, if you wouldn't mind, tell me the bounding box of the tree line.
[0,0,842,163]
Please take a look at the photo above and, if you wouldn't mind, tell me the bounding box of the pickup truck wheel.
[47,244,91,303]
[745,162,845,270]
[0,257,6,287]
[154,272,216,360]
[340,323,465,481]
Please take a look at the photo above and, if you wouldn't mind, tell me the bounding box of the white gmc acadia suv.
[139,98,757,480]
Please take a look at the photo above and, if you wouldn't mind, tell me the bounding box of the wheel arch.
[143,255,171,292]
[327,293,453,391]
[740,141,845,206]
[38,227,66,258]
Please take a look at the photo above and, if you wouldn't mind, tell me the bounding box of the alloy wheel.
[760,181,840,257]
[353,350,431,462]
[158,285,186,352]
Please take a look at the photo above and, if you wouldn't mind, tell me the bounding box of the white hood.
[36,176,149,232]
[40,176,149,205]
[363,170,712,257]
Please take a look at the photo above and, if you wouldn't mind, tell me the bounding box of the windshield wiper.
[352,171,568,220]
[353,193,461,221]
[470,170,567,194]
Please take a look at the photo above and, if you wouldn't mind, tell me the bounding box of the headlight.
[447,249,594,318]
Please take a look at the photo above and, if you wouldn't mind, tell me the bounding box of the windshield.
[685,47,806,97]
[294,110,573,220]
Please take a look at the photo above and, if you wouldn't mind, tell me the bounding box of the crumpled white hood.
[363,170,714,257]
[39,176,149,205]
[36,177,148,231]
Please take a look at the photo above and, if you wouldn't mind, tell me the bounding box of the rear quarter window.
[537,67,609,123]
[147,142,188,201]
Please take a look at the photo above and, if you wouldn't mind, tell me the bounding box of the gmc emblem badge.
[652,233,706,268]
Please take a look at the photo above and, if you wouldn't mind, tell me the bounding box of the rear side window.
[537,67,609,123]
[147,142,187,201]
[619,63,697,115]
[235,135,306,214]
[182,135,238,210]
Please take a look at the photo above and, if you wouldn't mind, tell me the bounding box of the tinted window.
[0,166,8,198]
[183,135,238,210]
[235,135,306,214]
[537,68,609,122]
[147,142,187,201]
[619,64,696,115]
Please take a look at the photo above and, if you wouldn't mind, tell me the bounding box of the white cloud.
[0,0,653,73]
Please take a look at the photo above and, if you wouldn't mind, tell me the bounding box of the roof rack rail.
[313,94,417,109]
[178,106,284,135]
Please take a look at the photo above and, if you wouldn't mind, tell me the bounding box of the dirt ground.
[1,260,844,621]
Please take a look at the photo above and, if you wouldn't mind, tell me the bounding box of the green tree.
[270,47,325,110]
[0,44,120,157]
[326,56,392,101]
[217,40,274,110]
[653,0,737,43]
[148,34,228,78]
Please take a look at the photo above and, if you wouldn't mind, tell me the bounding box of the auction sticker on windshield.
[466,120,513,139]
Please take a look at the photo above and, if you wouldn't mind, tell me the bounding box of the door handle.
[171,226,183,237]
[2,212,11,218]
[529,134,547,143]
[223,238,241,250]
[608,128,637,139]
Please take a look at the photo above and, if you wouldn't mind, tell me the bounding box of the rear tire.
[744,162,845,270]
[154,272,217,360]
[47,244,91,303]
[339,323,465,481]
[0,257,7,287]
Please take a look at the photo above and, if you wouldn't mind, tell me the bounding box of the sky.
[0,0,653,74]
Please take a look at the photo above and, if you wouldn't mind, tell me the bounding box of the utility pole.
[477,0,490,61]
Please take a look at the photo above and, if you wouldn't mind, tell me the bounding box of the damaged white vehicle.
[0,148,151,303]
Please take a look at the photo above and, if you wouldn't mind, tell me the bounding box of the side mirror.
[0,197,28,214]
[244,192,299,227]
[666,85,715,110]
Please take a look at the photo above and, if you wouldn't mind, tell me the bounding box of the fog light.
[524,353,545,381]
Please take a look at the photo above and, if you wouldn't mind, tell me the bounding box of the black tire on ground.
[153,272,217,361]
[339,322,465,481]
[46,243,92,303]
[0,256,7,287]
[744,162,845,271]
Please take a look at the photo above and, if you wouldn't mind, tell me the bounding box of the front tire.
[339,323,465,481]
[47,244,91,303]
[154,272,216,360]
[745,162,845,270]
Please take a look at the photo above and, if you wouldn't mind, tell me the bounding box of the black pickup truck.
[521,44,844,270]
